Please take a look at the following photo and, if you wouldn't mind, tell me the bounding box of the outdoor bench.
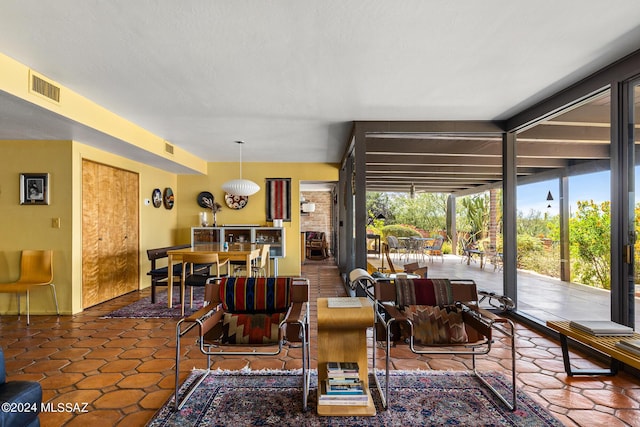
[547,320,640,376]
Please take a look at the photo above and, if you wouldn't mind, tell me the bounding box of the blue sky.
[517,171,611,216]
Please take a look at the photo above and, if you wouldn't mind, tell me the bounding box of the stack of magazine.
[615,340,640,357]
[569,320,634,337]
[319,362,367,406]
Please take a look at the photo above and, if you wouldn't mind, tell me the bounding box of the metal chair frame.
[174,277,311,411]
[371,278,517,411]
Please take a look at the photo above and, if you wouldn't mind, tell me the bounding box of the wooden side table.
[316,297,376,416]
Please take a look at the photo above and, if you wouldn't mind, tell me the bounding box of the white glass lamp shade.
[221,179,260,197]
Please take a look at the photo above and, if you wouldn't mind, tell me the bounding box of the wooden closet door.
[82,160,139,308]
[82,160,100,308]
[122,169,139,295]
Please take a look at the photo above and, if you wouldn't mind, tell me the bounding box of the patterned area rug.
[103,287,205,318]
[148,369,563,426]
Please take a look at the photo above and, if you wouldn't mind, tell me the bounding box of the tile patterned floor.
[1,258,639,426]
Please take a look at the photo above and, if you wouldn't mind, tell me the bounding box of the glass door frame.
[614,76,640,327]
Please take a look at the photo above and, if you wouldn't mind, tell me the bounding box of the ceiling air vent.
[29,71,60,103]
[164,142,174,155]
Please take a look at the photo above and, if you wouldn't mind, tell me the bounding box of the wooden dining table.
[166,243,261,309]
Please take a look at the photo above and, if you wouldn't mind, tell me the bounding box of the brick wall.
[301,191,333,253]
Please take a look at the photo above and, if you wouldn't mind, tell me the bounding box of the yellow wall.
[0,140,73,314]
[177,162,339,276]
[0,140,181,315]
[0,54,339,314]
[0,140,338,314]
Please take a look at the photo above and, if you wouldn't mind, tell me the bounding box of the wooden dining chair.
[180,252,229,316]
[382,243,397,273]
[234,244,270,277]
[0,250,58,325]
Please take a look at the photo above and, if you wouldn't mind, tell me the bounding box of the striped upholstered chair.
[372,278,517,411]
[174,276,310,411]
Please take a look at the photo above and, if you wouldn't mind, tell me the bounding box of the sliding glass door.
[515,90,612,323]
[630,81,640,329]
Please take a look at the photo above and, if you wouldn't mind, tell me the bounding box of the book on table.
[615,339,640,356]
[327,377,361,386]
[319,361,367,406]
[323,379,364,395]
[327,297,362,308]
[318,382,367,406]
[568,320,634,336]
[327,361,359,374]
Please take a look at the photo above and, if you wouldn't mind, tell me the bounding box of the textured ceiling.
[1,1,640,168]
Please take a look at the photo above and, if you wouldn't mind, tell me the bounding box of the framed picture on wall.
[20,173,49,205]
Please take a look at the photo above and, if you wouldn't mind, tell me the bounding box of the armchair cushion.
[400,305,468,345]
[220,277,291,313]
[395,278,453,307]
[222,312,286,344]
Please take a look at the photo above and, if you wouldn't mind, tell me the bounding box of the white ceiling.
[2,1,640,170]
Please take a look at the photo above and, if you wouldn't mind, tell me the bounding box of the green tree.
[457,193,489,241]
[517,209,554,238]
[390,193,447,232]
[366,192,395,224]
[570,200,610,289]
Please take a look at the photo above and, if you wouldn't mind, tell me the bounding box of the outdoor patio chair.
[371,277,516,411]
[460,237,479,264]
[484,244,503,271]
[174,276,311,411]
[385,236,401,259]
[424,236,444,263]
[402,237,424,261]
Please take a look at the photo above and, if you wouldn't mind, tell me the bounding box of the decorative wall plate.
[225,192,248,210]
[163,187,174,209]
[152,188,162,208]
[197,191,214,208]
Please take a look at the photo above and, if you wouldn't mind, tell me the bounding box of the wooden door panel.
[123,170,139,293]
[82,160,139,308]
[82,160,100,308]
[100,165,125,300]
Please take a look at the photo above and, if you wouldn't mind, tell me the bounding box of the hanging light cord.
[236,140,244,179]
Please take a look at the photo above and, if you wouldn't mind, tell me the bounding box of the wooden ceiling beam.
[365,164,538,175]
[357,120,504,135]
[517,124,610,141]
[365,139,608,159]
[367,154,569,168]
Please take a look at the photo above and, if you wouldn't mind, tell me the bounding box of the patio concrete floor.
[368,252,640,329]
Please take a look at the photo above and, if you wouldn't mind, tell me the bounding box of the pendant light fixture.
[222,141,260,196]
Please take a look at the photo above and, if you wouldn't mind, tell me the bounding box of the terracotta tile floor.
[1,258,639,426]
